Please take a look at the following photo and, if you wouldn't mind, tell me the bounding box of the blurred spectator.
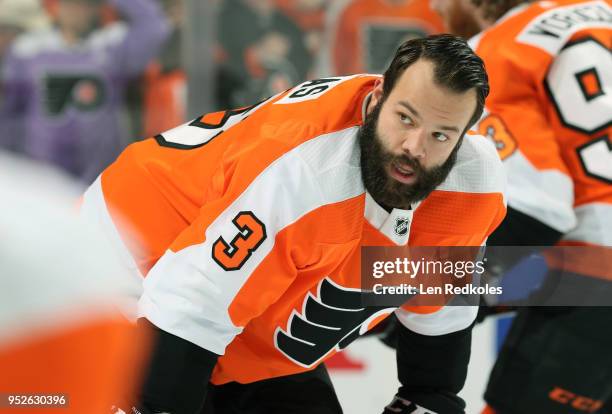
[331,0,445,75]
[0,0,49,71]
[0,0,168,184]
[142,0,187,138]
[217,0,313,107]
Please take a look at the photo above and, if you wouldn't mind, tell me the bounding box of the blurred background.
[0,1,500,412]
[0,0,446,185]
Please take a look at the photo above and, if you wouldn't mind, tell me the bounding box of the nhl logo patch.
[394,217,410,237]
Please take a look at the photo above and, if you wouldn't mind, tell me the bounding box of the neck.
[477,0,526,30]
[478,15,497,30]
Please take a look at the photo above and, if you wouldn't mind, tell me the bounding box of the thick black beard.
[358,101,462,210]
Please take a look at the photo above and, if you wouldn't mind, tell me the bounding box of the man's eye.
[399,114,413,125]
[433,132,449,142]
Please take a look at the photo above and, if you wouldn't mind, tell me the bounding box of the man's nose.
[401,130,426,159]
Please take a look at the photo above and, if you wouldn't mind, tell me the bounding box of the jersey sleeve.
[82,74,372,356]
[138,128,365,355]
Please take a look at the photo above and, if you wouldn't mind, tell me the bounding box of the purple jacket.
[0,0,169,184]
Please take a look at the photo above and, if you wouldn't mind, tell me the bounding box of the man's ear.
[367,78,385,115]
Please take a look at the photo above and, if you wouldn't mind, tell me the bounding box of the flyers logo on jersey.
[44,74,105,115]
[274,278,393,368]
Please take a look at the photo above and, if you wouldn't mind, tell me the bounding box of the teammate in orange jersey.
[81,34,506,413]
[331,0,445,75]
[432,0,612,412]
[0,152,150,414]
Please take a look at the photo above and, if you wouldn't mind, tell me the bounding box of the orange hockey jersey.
[81,74,506,384]
[472,0,611,248]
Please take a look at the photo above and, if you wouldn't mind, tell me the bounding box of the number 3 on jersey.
[478,112,517,160]
[212,212,267,271]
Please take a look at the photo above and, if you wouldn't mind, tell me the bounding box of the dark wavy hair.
[382,34,490,132]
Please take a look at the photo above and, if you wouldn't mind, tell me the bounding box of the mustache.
[385,153,425,176]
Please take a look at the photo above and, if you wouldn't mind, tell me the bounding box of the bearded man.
[82,34,506,414]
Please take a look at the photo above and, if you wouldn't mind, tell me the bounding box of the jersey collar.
[364,191,420,246]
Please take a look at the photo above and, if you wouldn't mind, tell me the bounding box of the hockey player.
[81,34,506,413]
[431,0,612,412]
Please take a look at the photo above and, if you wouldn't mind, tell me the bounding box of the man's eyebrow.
[439,125,461,133]
[398,100,461,133]
[398,101,420,118]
